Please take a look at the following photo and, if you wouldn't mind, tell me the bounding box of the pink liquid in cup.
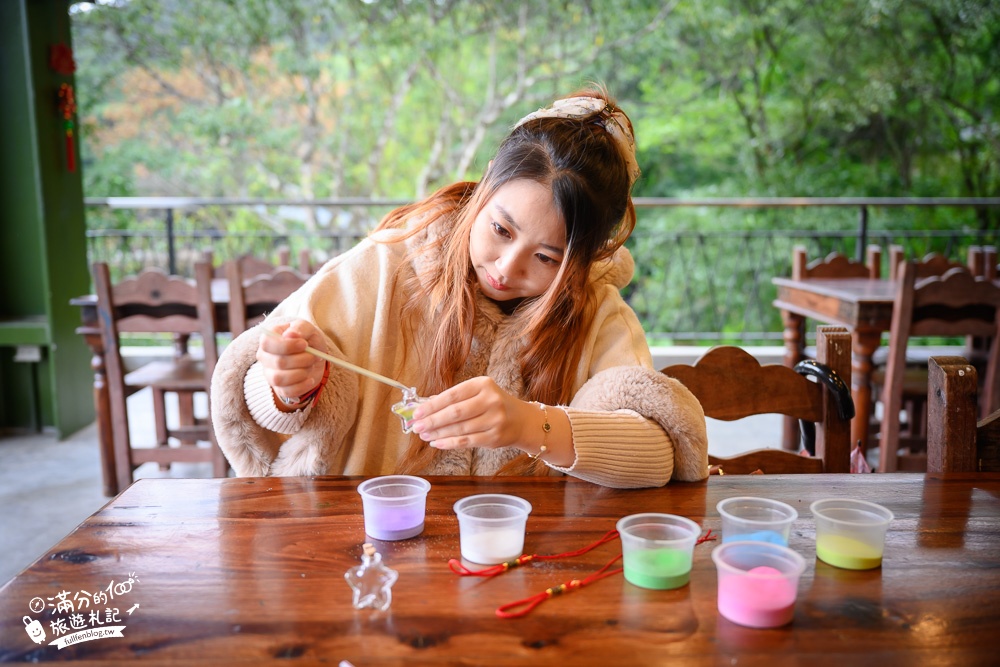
[712,541,805,629]
[717,565,797,628]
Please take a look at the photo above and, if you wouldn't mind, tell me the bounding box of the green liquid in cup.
[816,534,883,570]
[624,548,691,590]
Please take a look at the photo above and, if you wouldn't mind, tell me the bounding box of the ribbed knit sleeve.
[547,408,673,488]
[243,361,312,434]
[566,366,709,486]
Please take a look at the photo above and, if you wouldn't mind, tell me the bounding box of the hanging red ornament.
[49,43,76,76]
[58,83,77,172]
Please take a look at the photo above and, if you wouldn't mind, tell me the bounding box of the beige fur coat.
[211,220,708,488]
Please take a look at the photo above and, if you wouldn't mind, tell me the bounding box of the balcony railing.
[84,196,1000,345]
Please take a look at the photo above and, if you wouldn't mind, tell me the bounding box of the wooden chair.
[662,325,854,474]
[887,246,967,280]
[965,245,997,365]
[93,262,227,494]
[878,261,1000,472]
[226,261,310,335]
[295,248,317,275]
[873,247,996,453]
[276,246,317,273]
[792,244,881,281]
[205,252,281,280]
[967,245,997,281]
[925,356,1000,476]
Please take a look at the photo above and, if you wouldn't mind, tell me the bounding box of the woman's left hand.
[408,376,533,450]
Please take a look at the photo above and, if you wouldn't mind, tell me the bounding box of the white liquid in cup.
[453,494,532,565]
[460,528,525,564]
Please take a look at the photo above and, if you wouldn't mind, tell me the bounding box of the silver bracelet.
[278,393,303,407]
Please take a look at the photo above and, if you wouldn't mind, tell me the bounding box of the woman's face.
[469,179,566,302]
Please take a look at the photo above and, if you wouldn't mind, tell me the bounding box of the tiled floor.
[0,388,217,585]
[0,390,782,585]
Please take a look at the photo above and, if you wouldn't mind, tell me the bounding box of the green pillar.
[0,0,93,437]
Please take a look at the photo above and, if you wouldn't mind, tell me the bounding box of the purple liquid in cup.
[358,475,431,541]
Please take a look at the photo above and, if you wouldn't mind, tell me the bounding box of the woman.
[211,89,708,488]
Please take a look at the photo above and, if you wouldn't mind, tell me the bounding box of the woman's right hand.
[256,320,329,404]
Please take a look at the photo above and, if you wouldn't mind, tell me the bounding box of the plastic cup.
[357,475,431,541]
[712,541,806,628]
[718,496,798,546]
[617,513,701,590]
[811,498,893,570]
[454,494,532,565]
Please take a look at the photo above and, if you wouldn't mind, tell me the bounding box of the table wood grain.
[1,475,998,665]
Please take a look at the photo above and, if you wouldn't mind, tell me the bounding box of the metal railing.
[84,196,1000,345]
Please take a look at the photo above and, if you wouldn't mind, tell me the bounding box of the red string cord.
[496,552,624,618]
[448,528,622,577]
[448,527,717,618]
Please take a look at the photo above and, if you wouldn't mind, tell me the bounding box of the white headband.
[512,96,640,186]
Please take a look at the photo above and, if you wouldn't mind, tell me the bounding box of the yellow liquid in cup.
[816,534,883,570]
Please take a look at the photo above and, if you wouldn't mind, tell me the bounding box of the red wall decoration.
[49,42,77,172]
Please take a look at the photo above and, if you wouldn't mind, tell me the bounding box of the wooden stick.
[262,328,411,392]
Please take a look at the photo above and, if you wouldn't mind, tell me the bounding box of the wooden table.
[2,474,998,665]
[773,277,897,452]
[70,279,231,496]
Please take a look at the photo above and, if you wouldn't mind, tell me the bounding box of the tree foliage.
[73,1,668,203]
[633,0,999,225]
[72,0,998,229]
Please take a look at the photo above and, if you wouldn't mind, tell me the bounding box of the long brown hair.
[374,88,637,474]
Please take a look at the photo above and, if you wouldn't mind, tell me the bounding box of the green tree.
[633,0,998,226]
[73,0,671,212]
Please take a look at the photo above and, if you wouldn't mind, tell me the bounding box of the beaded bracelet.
[528,402,551,460]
